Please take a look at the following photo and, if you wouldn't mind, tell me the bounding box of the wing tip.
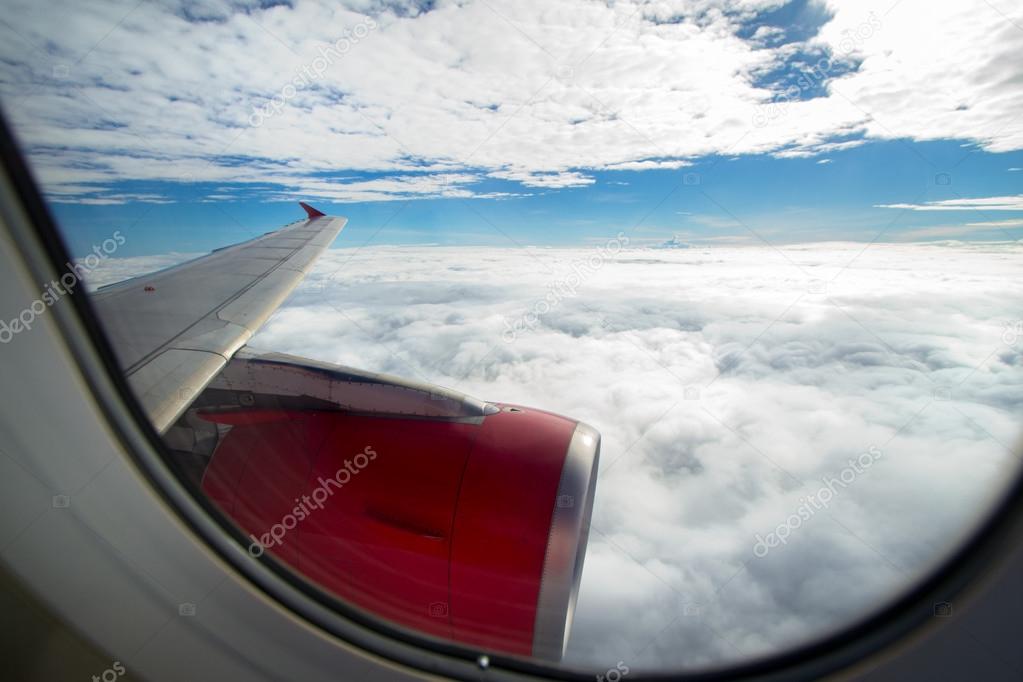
[299,201,327,218]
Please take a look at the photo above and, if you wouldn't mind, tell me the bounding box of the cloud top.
[2,0,1021,202]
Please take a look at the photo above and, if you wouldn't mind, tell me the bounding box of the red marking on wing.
[299,201,326,218]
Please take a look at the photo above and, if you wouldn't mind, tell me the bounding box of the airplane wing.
[91,202,345,433]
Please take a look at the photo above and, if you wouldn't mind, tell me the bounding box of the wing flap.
[129,349,228,434]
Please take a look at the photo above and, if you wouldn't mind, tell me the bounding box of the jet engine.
[163,349,599,660]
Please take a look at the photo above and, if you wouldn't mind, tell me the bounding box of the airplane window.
[1,0,1021,676]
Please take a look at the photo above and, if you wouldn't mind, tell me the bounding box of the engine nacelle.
[182,350,599,660]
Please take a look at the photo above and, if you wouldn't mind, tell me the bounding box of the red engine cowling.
[198,399,599,660]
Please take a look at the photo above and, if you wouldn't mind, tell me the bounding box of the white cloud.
[83,239,1015,671]
[488,169,596,188]
[1,0,1021,201]
[51,192,175,205]
[895,219,1023,240]
[255,241,1023,669]
[604,159,693,171]
[970,219,1023,228]
[876,195,1023,211]
[265,172,497,202]
[803,1,1023,153]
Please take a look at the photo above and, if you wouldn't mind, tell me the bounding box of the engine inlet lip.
[530,421,601,661]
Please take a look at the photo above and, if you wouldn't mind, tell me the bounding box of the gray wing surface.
[91,209,346,432]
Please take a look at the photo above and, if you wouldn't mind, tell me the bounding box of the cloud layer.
[1,0,1021,203]
[80,238,1023,669]
[78,237,1023,670]
[184,240,1023,671]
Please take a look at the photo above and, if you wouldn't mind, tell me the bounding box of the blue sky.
[1,0,1021,257]
[47,138,1023,257]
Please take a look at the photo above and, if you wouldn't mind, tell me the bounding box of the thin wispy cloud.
[877,195,1023,212]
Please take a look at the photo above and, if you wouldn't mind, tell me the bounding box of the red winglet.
[299,201,326,219]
